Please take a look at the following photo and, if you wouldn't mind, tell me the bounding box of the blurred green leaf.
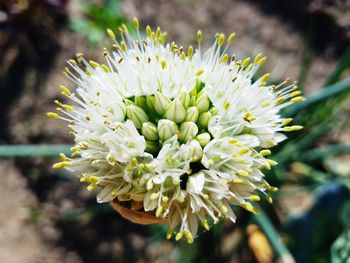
[325,48,350,86]
[299,145,350,162]
[0,144,71,157]
[331,229,350,263]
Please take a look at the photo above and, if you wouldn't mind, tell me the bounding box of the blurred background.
[1,0,350,262]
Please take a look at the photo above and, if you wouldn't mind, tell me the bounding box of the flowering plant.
[48,18,303,243]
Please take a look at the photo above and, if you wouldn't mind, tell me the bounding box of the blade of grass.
[324,47,350,86]
[253,209,295,263]
[299,144,350,162]
[284,77,350,117]
[0,144,72,157]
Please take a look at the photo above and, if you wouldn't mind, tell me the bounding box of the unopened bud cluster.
[49,19,304,243]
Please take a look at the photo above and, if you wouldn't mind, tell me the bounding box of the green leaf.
[325,48,350,86]
[0,145,72,157]
[331,229,350,263]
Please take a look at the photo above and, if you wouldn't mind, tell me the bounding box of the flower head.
[49,18,304,243]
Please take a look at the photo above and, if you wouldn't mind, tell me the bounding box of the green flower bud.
[126,104,149,129]
[197,111,212,129]
[196,132,211,147]
[195,93,210,113]
[145,140,160,154]
[177,91,190,108]
[158,119,178,141]
[190,86,197,97]
[124,98,134,106]
[154,91,170,115]
[209,106,218,116]
[142,122,159,141]
[146,95,156,110]
[135,96,147,108]
[165,99,186,123]
[182,139,203,162]
[185,106,199,122]
[179,122,198,142]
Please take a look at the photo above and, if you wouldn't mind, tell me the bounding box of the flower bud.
[142,122,159,141]
[182,139,203,162]
[165,99,186,123]
[126,104,149,129]
[197,111,212,129]
[154,91,170,115]
[196,132,211,147]
[146,95,156,110]
[185,106,199,122]
[195,93,210,113]
[209,106,218,116]
[145,140,160,154]
[135,96,147,108]
[158,119,178,141]
[179,122,198,142]
[176,90,190,108]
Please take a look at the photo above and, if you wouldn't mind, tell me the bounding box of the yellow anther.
[166,228,174,239]
[266,195,273,204]
[224,101,230,110]
[155,205,163,217]
[257,56,267,66]
[68,59,77,66]
[228,32,236,43]
[146,25,152,37]
[260,149,271,156]
[87,183,96,192]
[291,96,305,103]
[59,85,71,95]
[283,125,303,131]
[229,138,238,144]
[106,28,115,40]
[266,159,278,166]
[63,104,73,111]
[175,231,183,241]
[59,153,67,161]
[239,148,249,155]
[241,202,258,214]
[47,112,59,119]
[269,186,278,192]
[243,112,256,122]
[202,220,210,231]
[290,90,301,97]
[242,57,251,67]
[218,34,225,46]
[275,97,285,105]
[196,69,204,76]
[238,170,249,177]
[260,73,271,82]
[282,118,293,126]
[150,193,159,200]
[184,230,194,244]
[156,26,161,38]
[221,205,228,214]
[120,41,127,52]
[161,60,166,69]
[187,45,194,59]
[221,54,229,64]
[133,17,139,29]
[197,30,202,43]
[52,161,72,169]
[249,195,261,202]
[101,64,110,72]
[254,53,262,64]
[162,196,169,203]
[89,60,99,68]
[233,178,244,183]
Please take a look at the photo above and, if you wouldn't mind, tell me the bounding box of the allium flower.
[48,18,304,243]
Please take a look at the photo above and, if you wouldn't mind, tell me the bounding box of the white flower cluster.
[48,18,304,243]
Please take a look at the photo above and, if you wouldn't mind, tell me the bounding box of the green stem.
[253,209,295,263]
[0,144,72,157]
